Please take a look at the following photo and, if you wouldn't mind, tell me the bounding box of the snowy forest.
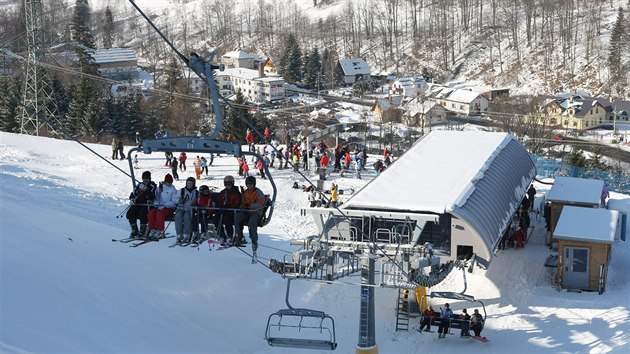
[0,0,628,142]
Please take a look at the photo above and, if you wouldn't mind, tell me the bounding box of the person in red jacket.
[192,185,216,241]
[179,152,187,172]
[213,175,242,242]
[242,162,250,177]
[264,127,270,143]
[245,130,255,152]
[256,158,266,179]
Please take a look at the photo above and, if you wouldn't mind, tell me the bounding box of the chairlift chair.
[419,291,487,334]
[264,279,338,350]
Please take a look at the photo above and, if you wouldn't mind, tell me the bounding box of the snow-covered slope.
[0,131,628,353]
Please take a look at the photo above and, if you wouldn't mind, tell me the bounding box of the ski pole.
[116,204,132,219]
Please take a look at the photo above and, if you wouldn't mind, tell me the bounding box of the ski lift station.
[311,130,537,268]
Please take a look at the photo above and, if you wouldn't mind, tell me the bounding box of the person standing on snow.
[170,156,179,181]
[200,156,208,176]
[117,139,125,159]
[193,156,202,180]
[147,173,178,239]
[179,152,187,172]
[264,127,270,143]
[246,129,255,152]
[470,309,484,337]
[174,177,199,244]
[111,137,118,160]
[437,303,454,339]
[126,170,157,239]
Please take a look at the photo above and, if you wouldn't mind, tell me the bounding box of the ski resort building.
[554,206,618,293]
[92,47,138,81]
[336,130,536,267]
[545,176,604,247]
[215,68,285,104]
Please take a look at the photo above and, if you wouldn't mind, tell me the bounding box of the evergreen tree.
[50,76,70,130]
[608,7,627,97]
[279,33,302,83]
[224,89,252,142]
[563,146,587,177]
[71,0,97,75]
[102,6,114,48]
[0,75,20,133]
[303,48,322,89]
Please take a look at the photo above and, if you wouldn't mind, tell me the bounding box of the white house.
[221,50,260,70]
[403,98,447,127]
[337,58,371,85]
[215,67,285,104]
[426,85,489,116]
[390,77,429,97]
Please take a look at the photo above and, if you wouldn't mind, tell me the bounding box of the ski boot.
[139,224,148,239]
[129,223,139,238]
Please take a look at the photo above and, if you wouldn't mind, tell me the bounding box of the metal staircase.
[395,289,411,331]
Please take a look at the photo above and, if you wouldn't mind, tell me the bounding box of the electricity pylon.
[21,0,60,136]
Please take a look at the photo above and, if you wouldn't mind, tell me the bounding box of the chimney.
[258,62,265,78]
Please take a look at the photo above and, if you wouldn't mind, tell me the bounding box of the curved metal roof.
[343,130,536,255]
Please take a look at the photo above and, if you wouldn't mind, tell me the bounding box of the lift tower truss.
[21,0,59,136]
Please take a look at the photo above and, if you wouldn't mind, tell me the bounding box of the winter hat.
[141,171,151,179]
[186,176,196,187]
[164,173,174,183]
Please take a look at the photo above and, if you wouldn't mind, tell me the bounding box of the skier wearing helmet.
[213,175,242,242]
[174,177,199,244]
[235,176,267,262]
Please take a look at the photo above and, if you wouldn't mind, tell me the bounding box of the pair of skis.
[112,235,173,247]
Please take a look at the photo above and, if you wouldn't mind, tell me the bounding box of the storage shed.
[545,176,604,246]
[554,206,618,293]
[606,198,629,241]
[340,130,536,268]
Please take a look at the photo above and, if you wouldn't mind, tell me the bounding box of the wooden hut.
[546,176,603,247]
[554,206,618,293]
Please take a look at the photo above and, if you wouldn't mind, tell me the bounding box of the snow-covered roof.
[546,176,603,206]
[217,68,284,83]
[222,50,257,59]
[92,47,137,64]
[607,198,630,214]
[343,131,536,252]
[446,89,484,104]
[338,58,371,76]
[374,95,403,110]
[405,99,438,116]
[554,206,618,244]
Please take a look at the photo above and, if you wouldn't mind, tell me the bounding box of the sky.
[0,131,629,354]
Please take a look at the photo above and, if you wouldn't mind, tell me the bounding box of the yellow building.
[540,96,610,130]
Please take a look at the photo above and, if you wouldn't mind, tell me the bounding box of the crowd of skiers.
[126,170,268,258]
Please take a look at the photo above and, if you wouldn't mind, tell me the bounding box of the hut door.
[563,247,589,289]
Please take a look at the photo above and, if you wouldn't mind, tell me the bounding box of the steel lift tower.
[21,0,59,136]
